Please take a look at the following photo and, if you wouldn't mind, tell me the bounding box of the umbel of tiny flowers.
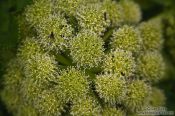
[1,0,166,116]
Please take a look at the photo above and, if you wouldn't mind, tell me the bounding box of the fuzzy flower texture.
[1,0,166,116]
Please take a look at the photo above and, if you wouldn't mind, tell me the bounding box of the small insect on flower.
[49,32,55,39]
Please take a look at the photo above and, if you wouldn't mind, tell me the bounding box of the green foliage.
[134,0,175,10]
[163,12,175,63]
[1,0,166,115]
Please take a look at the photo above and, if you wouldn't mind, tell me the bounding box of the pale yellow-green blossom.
[1,0,166,115]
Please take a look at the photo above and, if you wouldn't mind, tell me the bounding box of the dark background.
[0,0,175,115]
[0,0,31,115]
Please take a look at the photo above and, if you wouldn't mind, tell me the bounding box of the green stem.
[55,53,73,66]
[102,27,115,42]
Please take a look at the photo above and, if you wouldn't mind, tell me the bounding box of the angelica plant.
[1,0,166,116]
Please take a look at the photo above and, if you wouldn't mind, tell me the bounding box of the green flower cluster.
[1,0,166,115]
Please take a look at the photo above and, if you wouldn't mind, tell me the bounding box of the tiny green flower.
[25,0,52,26]
[76,3,109,35]
[70,95,101,116]
[17,38,44,61]
[33,90,65,116]
[23,53,58,82]
[102,0,123,26]
[124,80,149,112]
[111,25,142,53]
[36,14,73,51]
[95,74,126,105]
[70,30,104,68]
[102,107,126,116]
[56,67,89,101]
[137,51,165,82]
[103,49,136,77]
[138,18,163,51]
[119,0,141,24]
[1,59,23,114]
[148,87,166,107]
